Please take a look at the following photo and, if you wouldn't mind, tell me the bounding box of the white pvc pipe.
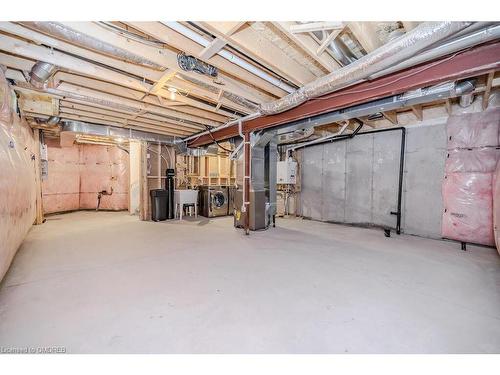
[162,21,295,93]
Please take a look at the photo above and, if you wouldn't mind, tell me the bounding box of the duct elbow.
[46,116,61,126]
[30,61,56,88]
[454,79,476,108]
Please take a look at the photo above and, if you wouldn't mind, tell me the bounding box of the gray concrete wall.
[300,123,447,239]
[403,124,447,238]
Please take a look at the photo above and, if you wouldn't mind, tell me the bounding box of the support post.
[244,131,251,235]
[139,141,150,221]
[33,129,44,225]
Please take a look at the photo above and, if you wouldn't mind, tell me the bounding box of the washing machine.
[199,186,229,217]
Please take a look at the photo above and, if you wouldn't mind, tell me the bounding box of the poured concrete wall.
[300,123,447,239]
[403,124,447,238]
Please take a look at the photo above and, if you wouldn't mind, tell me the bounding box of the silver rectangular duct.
[234,130,277,231]
[61,121,176,145]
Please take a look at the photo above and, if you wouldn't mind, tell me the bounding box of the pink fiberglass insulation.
[0,70,36,281]
[445,148,500,174]
[447,108,500,149]
[442,109,500,246]
[42,142,129,213]
[494,162,500,254]
[442,172,494,246]
[42,137,80,213]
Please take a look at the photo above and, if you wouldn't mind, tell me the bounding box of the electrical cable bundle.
[177,52,218,78]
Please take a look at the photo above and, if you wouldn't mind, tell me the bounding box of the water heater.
[277,158,297,184]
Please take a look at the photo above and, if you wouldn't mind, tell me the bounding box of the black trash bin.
[150,189,168,221]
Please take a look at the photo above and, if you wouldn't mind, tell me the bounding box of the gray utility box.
[233,189,268,231]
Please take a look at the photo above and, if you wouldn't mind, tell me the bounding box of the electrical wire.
[203,124,233,153]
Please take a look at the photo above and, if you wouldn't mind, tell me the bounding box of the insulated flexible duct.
[259,21,472,115]
[21,22,165,71]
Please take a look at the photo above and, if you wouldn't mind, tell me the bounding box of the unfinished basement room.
[1,6,500,363]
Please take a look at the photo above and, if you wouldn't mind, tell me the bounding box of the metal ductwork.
[370,24,500,80]
[277,128,315,144]
[162,21,296,93]
[29,116,61,131]
[259,21,472,115]
[270,80,476,140]
[45,116,61,126]
[21,22,165,70]
[454,79,476,108]
[313,29,358,67]
[61,121,176,145]
[233,130,277,231]
[184,22,492,145]
[29,61,56,88]
[459,93,475,107]
[327,38,358,66]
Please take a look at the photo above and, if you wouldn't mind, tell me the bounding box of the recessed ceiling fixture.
[167,87,178,93]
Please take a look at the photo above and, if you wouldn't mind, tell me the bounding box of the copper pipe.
[244,131,250,235]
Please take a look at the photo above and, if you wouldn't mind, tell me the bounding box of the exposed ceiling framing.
[0,21,498,140]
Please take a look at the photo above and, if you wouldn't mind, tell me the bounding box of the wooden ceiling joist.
[56,22,268,104]
[196,21,317,86]
[49,72,228,123]
[270,22,340,73]
[0,22,254,115]
[11,81,221,136]
[189,42,500,147]
[126,21,286,99]
[289,22,344,34]
[58,107,192,136]
[59,101,203,133]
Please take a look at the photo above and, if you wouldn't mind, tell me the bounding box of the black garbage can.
[150,189,168,221]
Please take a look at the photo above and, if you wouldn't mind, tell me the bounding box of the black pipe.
[295,124,406,235]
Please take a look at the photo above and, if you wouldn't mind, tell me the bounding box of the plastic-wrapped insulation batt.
[42,141,129,214]
[259,21,471,115]
[494,161,500,254]
[0,70,36,281]
[442,108,500,247]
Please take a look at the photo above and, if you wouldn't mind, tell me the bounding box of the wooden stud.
[483,71,494,110]
[199,38,227,60]
[316,28,343,56]
[269,22,338,73]
[410,105,423,121]
[149,70,178,94]
[445,99,452,116]
[289,22,344,34]
[382,111,398,125]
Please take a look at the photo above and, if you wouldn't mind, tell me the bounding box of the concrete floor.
[0,211,499,353]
